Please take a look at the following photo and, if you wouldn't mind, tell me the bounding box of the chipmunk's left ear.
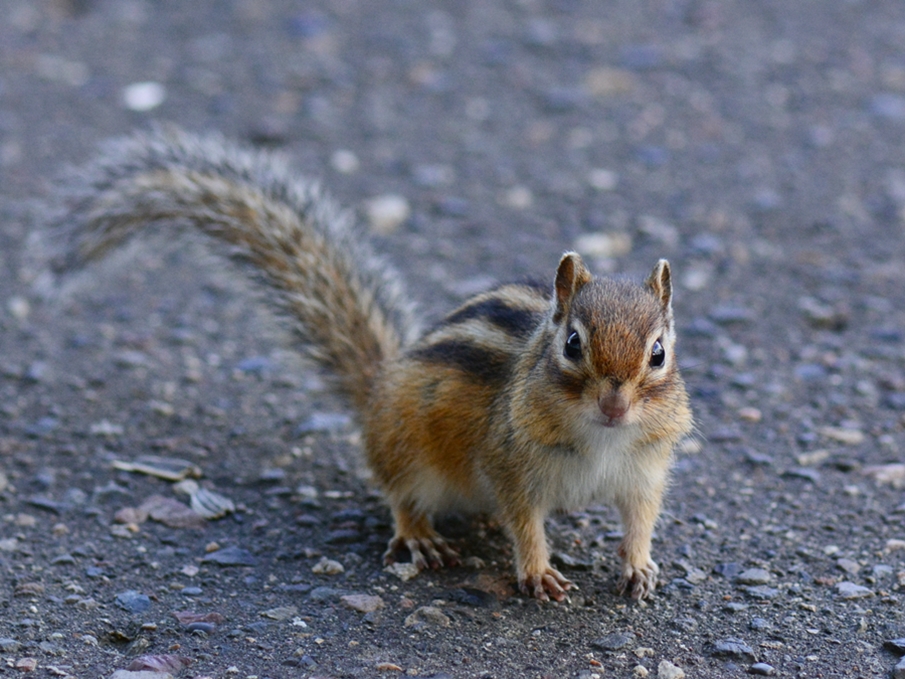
[645,259,673,313]
[553,251,592,324]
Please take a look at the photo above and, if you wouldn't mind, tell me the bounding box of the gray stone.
[749,663,776,676]
[591,632,633,651]
[0,638,21,653]
[709,638,756,662]
[735,568,773,585]
[115,590,151,614]
[741,585,781,600]
[835,581,873,599]
[404,606,450,628]
[200,545,258,567]
[836,558,861,575]
[895,657,905,679]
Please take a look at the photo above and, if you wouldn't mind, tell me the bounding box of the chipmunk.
[41,128,693,601]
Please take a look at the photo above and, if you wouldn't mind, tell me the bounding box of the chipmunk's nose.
[598,389,630,424]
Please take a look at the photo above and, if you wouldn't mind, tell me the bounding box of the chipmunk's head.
[549,253,679,429]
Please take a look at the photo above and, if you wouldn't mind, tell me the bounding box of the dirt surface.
[3,1,905,678]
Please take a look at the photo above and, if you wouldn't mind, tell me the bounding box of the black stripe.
[444,296,543,339]
[410,340,511,384]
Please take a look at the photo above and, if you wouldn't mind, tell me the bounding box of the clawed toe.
[617,560,659,600]
[383,534,460,570]
[519,567,574,602]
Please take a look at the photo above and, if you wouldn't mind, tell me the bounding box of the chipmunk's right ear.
[553,251,592,324]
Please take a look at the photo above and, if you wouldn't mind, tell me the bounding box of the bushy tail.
[44,127,419,412]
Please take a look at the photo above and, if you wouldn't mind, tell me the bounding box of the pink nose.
[598,392,629,421]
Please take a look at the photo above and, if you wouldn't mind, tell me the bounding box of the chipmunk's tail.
[43,127,419,412]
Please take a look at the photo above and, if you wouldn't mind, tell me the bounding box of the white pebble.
[385,561,420,581]
[818,426,865,446]
[311,558,345,575]
[500,185,533,210]
[681,266,710,291]
[89,420,124,436]
[365,194,411,234]
[7,296,30,320]
[737,407,762,423]
[574,232,632,259]
[330,149,360,174]
[658,660,686,679]
[588,168,618,191]
[637,215,679,247]
[122,81,167,112]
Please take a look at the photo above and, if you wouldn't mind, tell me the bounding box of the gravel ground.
[2,1,905,678]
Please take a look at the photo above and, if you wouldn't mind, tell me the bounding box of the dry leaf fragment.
[190,487,235,519]
[112,456,202,482]
[138,495,206,530]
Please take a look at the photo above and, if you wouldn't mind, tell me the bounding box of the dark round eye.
[649,339,665,368]
[564,330,582,360]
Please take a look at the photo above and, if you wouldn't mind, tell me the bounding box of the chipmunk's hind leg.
[383,505,460,570]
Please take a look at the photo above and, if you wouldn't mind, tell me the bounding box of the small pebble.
[404,606,450,628]
[737,407,762,423]
[385,562,419,581]
[201,546,257,567]
[330,149,360,174]
[710,638,756,662]
[584,66,635,96]
[365,194,410,234]
[261,606,298,621]
[818,427,864,446]
[7,296,30,320]
[835,581,873,599]
[500,185,533,210]
[658,660,685,679]
[591,632,633,651]
[588,168,619,191]
[0,638,21,652]
[574,232,632,259]
[632,665,649,678]
[312,557,344,575]
[115,590,151,614]
[122,81,167,111]
[736,568,773,585]
[836,558,861,575]
[341,594,385,613]
[749,663,776,676]
[14,658,37,672]
[741,585,781,600]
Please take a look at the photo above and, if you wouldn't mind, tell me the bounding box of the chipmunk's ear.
[553,251,592,324]
[645,259,673,313]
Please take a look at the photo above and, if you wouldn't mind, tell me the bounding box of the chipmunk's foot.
[617,558,659,600]
[383,532,460,570]
[519,567,574,602]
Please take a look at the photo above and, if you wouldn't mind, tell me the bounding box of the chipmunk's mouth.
[597,414,626,428]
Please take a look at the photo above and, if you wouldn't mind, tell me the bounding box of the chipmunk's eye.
[649,338,665,368]
[564,330,582,360]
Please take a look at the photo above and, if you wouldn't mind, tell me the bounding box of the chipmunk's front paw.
[383,534,460,570]
[519,567,574,602]
[617,559,659,599]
